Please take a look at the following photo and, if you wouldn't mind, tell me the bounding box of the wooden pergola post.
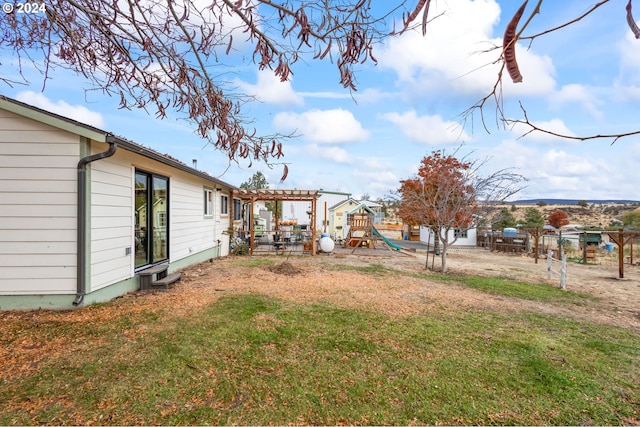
[311,197,317,255]
[606,228,629,279]
[323,201,327,233]
[249,196,255,254]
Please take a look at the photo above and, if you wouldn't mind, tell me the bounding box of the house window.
[157,210,167,228]
[204,188,213,216]
[454,228,468,239]
[135,170,169,269]
[233,199,242,221]
[220,194,229,215]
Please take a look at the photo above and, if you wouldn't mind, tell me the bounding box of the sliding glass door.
[134,170,169,268]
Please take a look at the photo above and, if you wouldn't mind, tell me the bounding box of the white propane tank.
[319,236,335,253]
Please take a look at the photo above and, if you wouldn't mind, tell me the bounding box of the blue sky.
[3,0,640,201]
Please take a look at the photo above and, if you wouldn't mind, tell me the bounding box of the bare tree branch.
[508,103,640,145]
[0,0,418,177]
[2,0,634,171]
[460,0,640,145]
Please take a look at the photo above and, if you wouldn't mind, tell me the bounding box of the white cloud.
[351,168,401,195]
[16,91,105,128]
[551,84,602,120]
[612,83,640,102]
[487,139,538,171]
[613,32,640,101]
[542,150,596,177]
[297,91,353,100]
[235,70,303,106]
[304,144,351,164]
[273,109,369,144]
[377,0,556,97]
[359,157,393,170]
[380,110,471,145]
[354,88,393,104]
[489,137,640,200]
[296,88,393,104]
[617,31,640,84]
[502,50,556,97]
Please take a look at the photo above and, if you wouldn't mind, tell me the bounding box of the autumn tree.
[397,149,525,272]
[2,0,638,178]
[547,209,570,229]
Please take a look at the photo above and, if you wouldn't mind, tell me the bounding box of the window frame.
[204,188,214,217]
[454,228,468,239]
[220,194,229,216]
[233,198,242,221]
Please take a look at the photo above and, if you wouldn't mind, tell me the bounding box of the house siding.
[88,146,231,293]
[419,226,478,247]
[170,171,230,260]
[1,98,234,309]
[0,109,79,295]
[328,199,359,240]
[88,148,134,292]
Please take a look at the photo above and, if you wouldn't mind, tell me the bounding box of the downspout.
[74,135,117,306]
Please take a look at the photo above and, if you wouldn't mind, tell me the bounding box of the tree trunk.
[429,228,440,271]
[441,241,448,273]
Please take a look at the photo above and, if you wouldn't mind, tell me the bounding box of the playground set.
[343,213,415,256]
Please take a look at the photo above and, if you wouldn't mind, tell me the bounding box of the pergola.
[605,229,639,278]
[232,189,321,256]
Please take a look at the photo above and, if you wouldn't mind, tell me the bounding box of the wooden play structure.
[344,212,414,256]
[344,213,376,250]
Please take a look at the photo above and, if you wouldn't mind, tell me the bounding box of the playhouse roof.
[346,203,376,215]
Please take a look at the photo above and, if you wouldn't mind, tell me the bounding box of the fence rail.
[547,250,567,290]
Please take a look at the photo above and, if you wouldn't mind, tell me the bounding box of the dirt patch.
[265,261,303,276]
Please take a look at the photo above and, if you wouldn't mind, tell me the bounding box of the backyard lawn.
[1,253,639,425]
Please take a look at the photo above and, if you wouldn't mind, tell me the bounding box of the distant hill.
[513,199,640,205]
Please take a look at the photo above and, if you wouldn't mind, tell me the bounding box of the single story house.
[0,95,237,310]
